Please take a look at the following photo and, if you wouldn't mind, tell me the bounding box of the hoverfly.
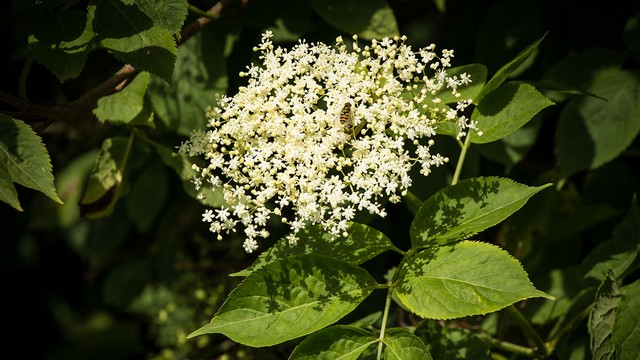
[339,102,367,139]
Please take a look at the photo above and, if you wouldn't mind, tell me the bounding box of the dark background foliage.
[1,0,639,359]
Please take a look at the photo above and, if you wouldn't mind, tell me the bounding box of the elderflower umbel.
[180,31,474,252]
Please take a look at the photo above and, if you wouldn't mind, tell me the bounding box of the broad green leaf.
[133,0,187,33]
[612,279,640,360]
[309,0,399,39]
[0,165,21,211]
[383,328,432,360]
[555,69,640,179]
[187,255,377,347]
[470,83,554,144]
[95,0,176,84]
[414,320,492,360]
[589,272,621,360]
[28,9,95,82]
[542,48,624,103]
[475,34,546,104]
[410,177,551,248]
[79,136,132,219]
[396,241,553,319]
[289,325,377,360]
[0,115,62,205]
[231,222,396,277]
[148,28,229,136]
[578,200,640,285]
[94,72,154,127]
[436,64,488,105]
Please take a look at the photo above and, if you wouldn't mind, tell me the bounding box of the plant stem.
[402,190,422,216]
[376,289,394,360]
[476,334,536,357]
[451,133,472,185]
[188,4,220,19]
[505,305,550,357]
[19,55,33,100]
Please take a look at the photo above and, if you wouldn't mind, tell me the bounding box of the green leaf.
[436,64,488,105]
[612,279,640,360]
[148,28,229,136]
[126,162,168,232]
[410,177,551,248]
[589,272,621,360]
[94,72,154,127]
[28,9,95,82]
[95,0,176,83]
[470,83,554,144]
[542,48,624,103]
[578,200,640,285]
[396,241,553,320]
[555,69,640,179]
[79,136,132,219]
[309,0,399,39]
[476,117,541,168]
[383,328,433,360]
[0,165,21,211]
[133,0,187,33]
[187,255,377,347]
[0,115,62,205]
[231,222,396,277]
[289,325,377,360]
[414,320,492,360]
[475,34,546,104]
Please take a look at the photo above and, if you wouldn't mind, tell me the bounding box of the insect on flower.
[339,102,366,139]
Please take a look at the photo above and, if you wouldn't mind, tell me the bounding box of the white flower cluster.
[179,31,473,252]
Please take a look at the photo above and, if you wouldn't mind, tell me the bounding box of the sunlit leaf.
[133,0,187,33]
[289,325,377,360]
[231,222,396,276]
[470,83,553,143]
[411,177,551,248]
[383,328,433,360]
[589,272,621,360]
[79,136,132,219]
[396,241,553,319]
[94,72,154,127]
[0,115,62,207]
[188,255,377,347]
[475,33,546,104]
[95,0,176,83]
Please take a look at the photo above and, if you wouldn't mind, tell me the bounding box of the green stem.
[402,190,422,216]
[505,305,550,357]
[451,132,472,186]
[188,4,220,19]
[376,288,394,360]
[19,55,33,100]
[476,334,536,358]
